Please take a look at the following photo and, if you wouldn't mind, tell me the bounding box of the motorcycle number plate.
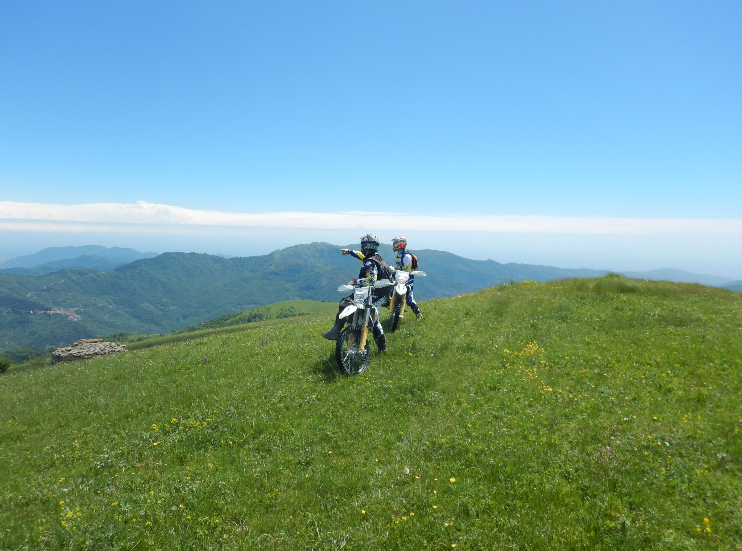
[354,287,371,301]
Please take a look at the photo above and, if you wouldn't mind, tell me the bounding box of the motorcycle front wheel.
[335,327,371,376]
[390,294,405,332]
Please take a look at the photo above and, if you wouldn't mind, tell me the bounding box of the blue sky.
[1,1,741,278]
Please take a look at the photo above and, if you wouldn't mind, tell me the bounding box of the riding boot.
[411,304,423,320]
[374,334,387,352]
[322,320,344,340]
[372,325,387,352]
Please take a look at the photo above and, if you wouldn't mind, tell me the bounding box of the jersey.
[347,250,393,299]
[395,249,417,272]
[348,250,393,285]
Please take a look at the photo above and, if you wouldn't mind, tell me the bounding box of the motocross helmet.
[360,233,379,253]
[392,235,407,251]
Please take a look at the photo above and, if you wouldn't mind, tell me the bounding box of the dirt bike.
[388,268,426,332]
[335,277,393,376]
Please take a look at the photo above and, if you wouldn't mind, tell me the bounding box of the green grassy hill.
[0,300,338,366]
[1,276,740,550]
[171,299,338,335]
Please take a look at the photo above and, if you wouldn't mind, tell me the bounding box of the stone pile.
[51,338,127,365]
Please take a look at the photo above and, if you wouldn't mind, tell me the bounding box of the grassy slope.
[171,299,338,335]
[2,300,337,370]
[0,276,740,550]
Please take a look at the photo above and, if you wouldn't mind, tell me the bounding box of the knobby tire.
[335,327,370,376]
[390,291,407,332]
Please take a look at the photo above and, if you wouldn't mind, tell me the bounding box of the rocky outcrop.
[51,339,127,365]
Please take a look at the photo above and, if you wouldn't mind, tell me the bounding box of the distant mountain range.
[721,280,742,293]
[0,246,158,276]
[619,268,733,287]
[0,243,738,353]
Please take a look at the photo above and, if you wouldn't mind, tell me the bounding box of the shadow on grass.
[313,351,341,382]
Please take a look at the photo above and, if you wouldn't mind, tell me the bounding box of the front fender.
[339,303,359,320]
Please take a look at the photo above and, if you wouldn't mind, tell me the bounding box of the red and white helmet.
[392,236,407,251]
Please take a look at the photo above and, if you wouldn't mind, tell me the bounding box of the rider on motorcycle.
[322,234,392,351]
[391,235,423,320]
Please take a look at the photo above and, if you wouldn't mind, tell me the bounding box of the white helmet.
[392,235,407,251]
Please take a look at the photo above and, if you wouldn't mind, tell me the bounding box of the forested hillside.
[0,242,608,352]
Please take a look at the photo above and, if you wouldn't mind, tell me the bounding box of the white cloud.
[1,200,741,236]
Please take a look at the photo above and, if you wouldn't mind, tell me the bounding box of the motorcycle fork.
[347,311,360,347]
[358,307,374,350]
[358,326,369,350]
[391,292,408,316]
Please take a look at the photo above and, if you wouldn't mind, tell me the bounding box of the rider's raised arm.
[347,249,366,262]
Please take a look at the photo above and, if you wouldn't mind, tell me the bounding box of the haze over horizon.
[2,2,740,278]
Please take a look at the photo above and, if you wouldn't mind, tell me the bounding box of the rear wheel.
[335,327,370,376]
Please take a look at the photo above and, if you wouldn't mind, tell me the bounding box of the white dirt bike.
[388,268,426,332]
[335,277,392,376]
